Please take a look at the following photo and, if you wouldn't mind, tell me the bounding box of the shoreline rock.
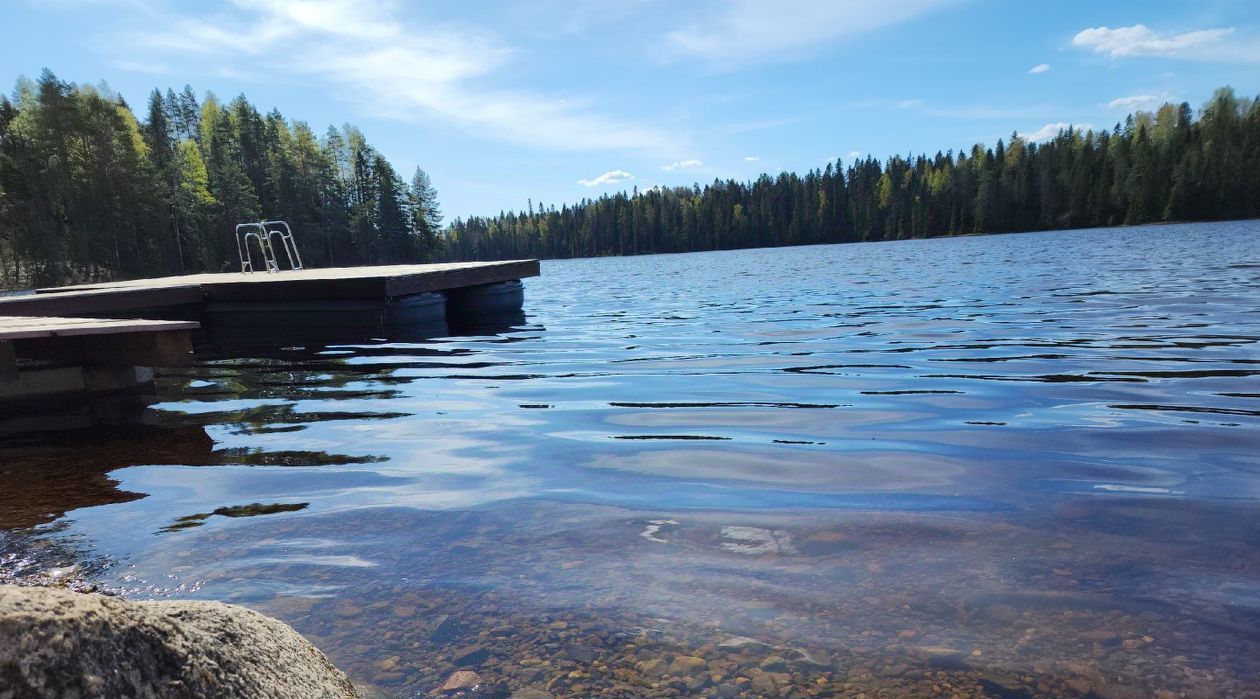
[0,584,358,698]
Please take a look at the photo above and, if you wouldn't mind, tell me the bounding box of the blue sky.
[3,0,1259,220]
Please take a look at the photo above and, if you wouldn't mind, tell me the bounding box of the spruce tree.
[409,167,442,261]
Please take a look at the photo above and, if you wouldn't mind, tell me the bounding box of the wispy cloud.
[743,156,760,162]
[846,150,862,159]
[1072,24,1259,62]
[1028,63,1050,74]
[1107,93,1174,111]
[897,99,1051,121]
[661,159,703,171]
[124,0,675,153]
[719,115,812,134]
[666,0,954,66]
[578,170,635,187]
[1019,122,1092,142]
[113,59,169,74]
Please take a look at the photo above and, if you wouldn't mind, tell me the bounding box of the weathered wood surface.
[0,261,537,319]
[36,260,540,302]
[0,316,198,367]
[0,315,198,341]
[20,331,194,367]
[0,285,204,317]
[0,261,537,338]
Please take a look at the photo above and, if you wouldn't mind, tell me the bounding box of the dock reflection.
[0,419,214,529]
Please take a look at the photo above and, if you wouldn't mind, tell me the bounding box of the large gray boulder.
[0,585,358,698]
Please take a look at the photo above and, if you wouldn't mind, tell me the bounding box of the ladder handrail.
[236,221,302,273]
[263,220,304,271]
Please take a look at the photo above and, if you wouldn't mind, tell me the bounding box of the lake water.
[2,221,1259,697]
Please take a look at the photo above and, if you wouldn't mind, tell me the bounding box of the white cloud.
[846,150,862,159]
[1107,93,1174,111]
[578,170,635,187]
[661,159,703,171]
[1071,24,1257,61]
[126,0,674,153]
[743,156,760,162]
[1028,63,1050,74]
[1019,122,1092,142]
[113,59,169,74]
[667,0,954,65]
[897,99,925,109]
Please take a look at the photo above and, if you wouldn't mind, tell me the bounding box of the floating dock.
[0,316,197,364]
[1,260,539,324]
[0,315,198,408]
[0,260,539,407]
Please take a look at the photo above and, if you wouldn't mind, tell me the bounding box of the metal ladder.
[236,220,303,273]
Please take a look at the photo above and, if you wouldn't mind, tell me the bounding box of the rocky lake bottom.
[253,503,1260,698]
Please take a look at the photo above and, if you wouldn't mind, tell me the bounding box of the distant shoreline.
[444,217,1260,265]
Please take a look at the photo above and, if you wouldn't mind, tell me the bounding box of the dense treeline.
[445,87,1260,261]
[3,75,1257,286]
[0,69,442,287]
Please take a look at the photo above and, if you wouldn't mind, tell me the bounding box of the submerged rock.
[909,644,969,669]
[667,654,706,675]
[431,613,462,643]
[0,584,357,698]
[717,635,772,651]
[452,643,490,667]
[439,670,481,692]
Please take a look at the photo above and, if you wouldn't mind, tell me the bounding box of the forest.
[444,87,1260,261]
[0,70,442,288]
[1,72,1258,287]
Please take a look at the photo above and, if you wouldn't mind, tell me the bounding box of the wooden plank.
[385,260,540,297]
[35,271,232,294]
[0,316,198,341]
[13,328,195,367]
[204,274,389,302]
[0,285,204,317]
[0,315,197,367]
[21,260,539,317]
[37,261,535,292]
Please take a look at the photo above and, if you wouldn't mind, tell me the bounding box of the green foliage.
[409,168,442,261]
[0,70,442,287]
[444,87,1260,262]
[4,72,1256,286]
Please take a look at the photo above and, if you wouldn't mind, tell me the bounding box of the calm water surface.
[3,221,1260,697]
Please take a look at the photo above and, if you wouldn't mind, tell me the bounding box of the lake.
[3,221,1259,698]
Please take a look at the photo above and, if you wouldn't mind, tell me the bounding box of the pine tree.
[409,167,442,261]
[374,155,411,263]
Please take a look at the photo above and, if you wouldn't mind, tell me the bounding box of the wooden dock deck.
[0,315,198,342]
[0,315,198,369]
[0,315,199,406]
[36,260,538,301]
[0,285,204,318]
[0,259,539,321]
[0,260,538,405]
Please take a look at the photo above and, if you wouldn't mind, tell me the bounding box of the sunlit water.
[3,221,1260,697]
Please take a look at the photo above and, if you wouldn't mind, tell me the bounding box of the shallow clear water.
[3,221,1260,697]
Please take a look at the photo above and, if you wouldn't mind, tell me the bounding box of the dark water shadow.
[0,423,214,529]
[196,320,454,360]
[446,310,529,337]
